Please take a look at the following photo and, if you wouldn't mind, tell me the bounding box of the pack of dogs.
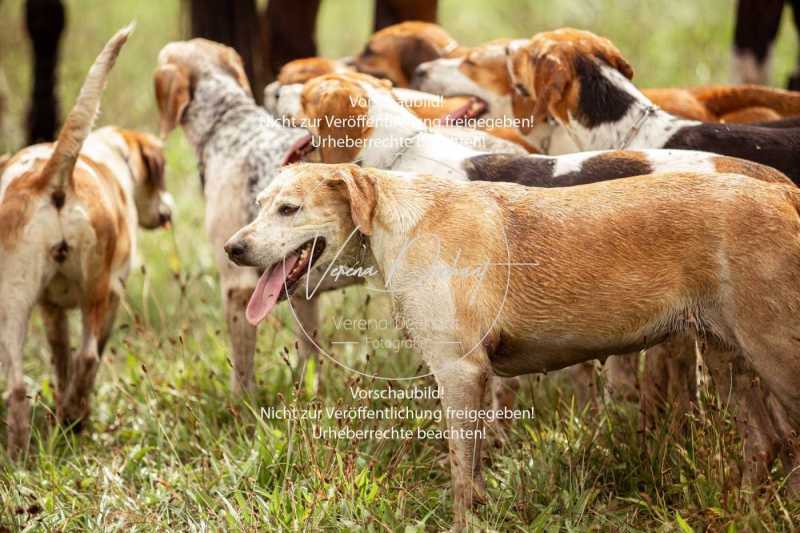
[4,20,800,528]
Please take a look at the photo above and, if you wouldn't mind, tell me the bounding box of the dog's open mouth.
[245,237,327,325]
[444,96,488,125]
[281,134,314,166]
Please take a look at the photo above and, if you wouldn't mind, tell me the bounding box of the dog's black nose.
[225,240,247,261]
[412,65,428,83]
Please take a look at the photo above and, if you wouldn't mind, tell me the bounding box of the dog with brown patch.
[507,28,800,181]
[0,25,173,457]
[226,161,800,528]
[352,21,464,87]
[266,65,491,132]
[413,37,800,153]
[259,69,799,449]
[266,63,535,153]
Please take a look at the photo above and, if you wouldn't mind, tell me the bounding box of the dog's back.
[0,26,132,291]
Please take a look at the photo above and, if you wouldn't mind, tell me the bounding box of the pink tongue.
[246,254,301,325]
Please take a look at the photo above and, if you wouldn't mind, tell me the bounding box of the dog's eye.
[278,204,300,216]
[513,83,530,97]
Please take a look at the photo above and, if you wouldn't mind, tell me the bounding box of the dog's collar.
[617,105,657,150]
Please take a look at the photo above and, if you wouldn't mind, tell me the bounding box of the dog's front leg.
[603,353,639,402]
[640,334,697,433]
[568,361,600,410]
[223,284,258,394]
[433,356,490,529]
[289,293,319,385]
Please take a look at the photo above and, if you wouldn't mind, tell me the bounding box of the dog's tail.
[690,84,800,119]
[37,23,133,193]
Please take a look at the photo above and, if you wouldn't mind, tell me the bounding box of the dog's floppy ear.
[137,134,166,188]
[591,36,634,80]
[154,63,190,138]
[511,91,536,134]
[327,166,377,235]
[530,49,572,124]
[399,38,441,86]
[302,77,371,163]
[216,45,253,96]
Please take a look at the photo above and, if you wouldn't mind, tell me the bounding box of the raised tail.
[37,23,133,192]
[690,84,800,118]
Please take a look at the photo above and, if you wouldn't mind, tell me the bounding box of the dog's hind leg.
[486,376,520,447]
[704,340,781,488]
[58,281,113,430]
[41,303,71,414]
[0,281,38,458]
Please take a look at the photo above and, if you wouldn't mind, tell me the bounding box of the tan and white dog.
[0,26,172,457]
[272,70,799,423]
[352,21,464,87]
[264,63,516,149]
[226,162,800,528]
[507,28,800,182]
[413,37,800,154]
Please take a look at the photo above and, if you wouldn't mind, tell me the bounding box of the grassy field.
[1,0,800,530]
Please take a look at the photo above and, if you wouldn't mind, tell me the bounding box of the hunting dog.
[266,75,492,133]
[261,70,798,430]
[352,21,464,87]
[414,38,800,125]
[266,69,532,153]
[266,56,490,124]
[226,162,800,528]
[413,37,800,155]
[0,26,173,456]
[269,72,525,159]
[154,39,317,393]
[506,29,800,182]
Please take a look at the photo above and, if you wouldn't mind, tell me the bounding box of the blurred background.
[2,2,800,529]
[1,0,799,153]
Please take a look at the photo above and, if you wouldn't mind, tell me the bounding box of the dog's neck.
[361,174,433,288]
[356,88,479,179]
[562,61,698,151]
[182,74,256,153]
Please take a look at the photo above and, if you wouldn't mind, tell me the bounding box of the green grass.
[1,0,800,530]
